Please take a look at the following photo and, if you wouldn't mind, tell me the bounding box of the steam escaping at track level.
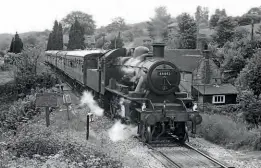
[108,98,138,142]
[108,120,138,142]
[80,91,104,117]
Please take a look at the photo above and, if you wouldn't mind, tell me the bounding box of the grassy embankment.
[0,61,123,168]
[196,104,261,151]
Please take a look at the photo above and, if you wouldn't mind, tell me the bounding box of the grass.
[197,113,261,151]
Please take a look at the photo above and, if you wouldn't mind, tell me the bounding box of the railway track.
[142,137,235,168]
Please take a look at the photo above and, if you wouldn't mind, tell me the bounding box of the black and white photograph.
[0,0,261,167]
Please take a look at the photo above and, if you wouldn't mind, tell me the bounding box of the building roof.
[164,49,203,72]
[192,84,238,95]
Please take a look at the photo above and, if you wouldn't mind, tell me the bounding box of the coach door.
[85,54,101,92]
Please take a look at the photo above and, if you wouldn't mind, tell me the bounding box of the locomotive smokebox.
[152,42,165,58]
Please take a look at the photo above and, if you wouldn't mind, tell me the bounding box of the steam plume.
[80,91,104,116]
[108,98,138,142]
[108,120,137,142]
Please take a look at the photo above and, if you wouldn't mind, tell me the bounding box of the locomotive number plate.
[158,70,172,76]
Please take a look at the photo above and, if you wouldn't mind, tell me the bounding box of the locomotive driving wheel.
[109,101,116,119]
[140,122,152,143]
[175,122,188,144]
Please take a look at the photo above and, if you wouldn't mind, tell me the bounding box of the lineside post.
[86,114,89,140]
[45,107,50,127]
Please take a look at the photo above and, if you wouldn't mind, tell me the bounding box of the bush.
[0,94,41,132]
[0,72,58,99]
[197,114,261,150]
[4,124,123,167]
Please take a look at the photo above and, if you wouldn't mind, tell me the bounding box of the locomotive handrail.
[105,87,155,110]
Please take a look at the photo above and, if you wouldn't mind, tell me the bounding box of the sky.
[0,0,260,34]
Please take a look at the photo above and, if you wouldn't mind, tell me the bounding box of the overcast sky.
[0,0,260,34]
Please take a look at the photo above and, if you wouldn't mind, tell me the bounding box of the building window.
[212,95,225,104]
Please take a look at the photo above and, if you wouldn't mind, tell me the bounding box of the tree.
[20,45,44,75]
[9,38,14,53]
[46,20,63,50]
[108,32,124,49]
[46,33,53,50]
[106,17,129,33]
[95,37,107,49]
[122,30,134,42]
[195,6,209,25]
[233,27,249,40]
[247,7,261,15]
[147,6,172,42]
[245,51,261,98]
[213,17,237,47]
[177,13,197,49]
[52,20,59,49]
[67,19,85,50]
[57,23,63,50]
[237,14,261,26]
[209,8,227,28]
[9,32,23,53]
[61,11,96,35]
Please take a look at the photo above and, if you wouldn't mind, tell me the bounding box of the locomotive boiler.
[104,43,202,143]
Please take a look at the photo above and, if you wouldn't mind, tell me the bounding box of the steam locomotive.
[45,43,202,143]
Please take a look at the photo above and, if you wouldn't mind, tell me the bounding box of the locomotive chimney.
[152,42,165,58]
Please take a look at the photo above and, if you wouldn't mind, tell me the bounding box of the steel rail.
[144,141,182,168]
[184,142,235,168]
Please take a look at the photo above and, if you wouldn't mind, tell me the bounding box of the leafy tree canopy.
[176,13,197,49]
[61,11,96,35]
[147,6,172,42]
[105,17,129,33]
[195,6,209,25]
[213,17,237,47]
[209,8,227,28]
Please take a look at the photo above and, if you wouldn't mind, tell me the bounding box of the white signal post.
[63,94,72,120]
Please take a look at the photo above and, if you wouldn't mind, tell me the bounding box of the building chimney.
[202,43,210,59]
[152,42,165,58]
[202,47,211,84]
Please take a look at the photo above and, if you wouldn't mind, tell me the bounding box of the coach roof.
[65,50,105,57]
